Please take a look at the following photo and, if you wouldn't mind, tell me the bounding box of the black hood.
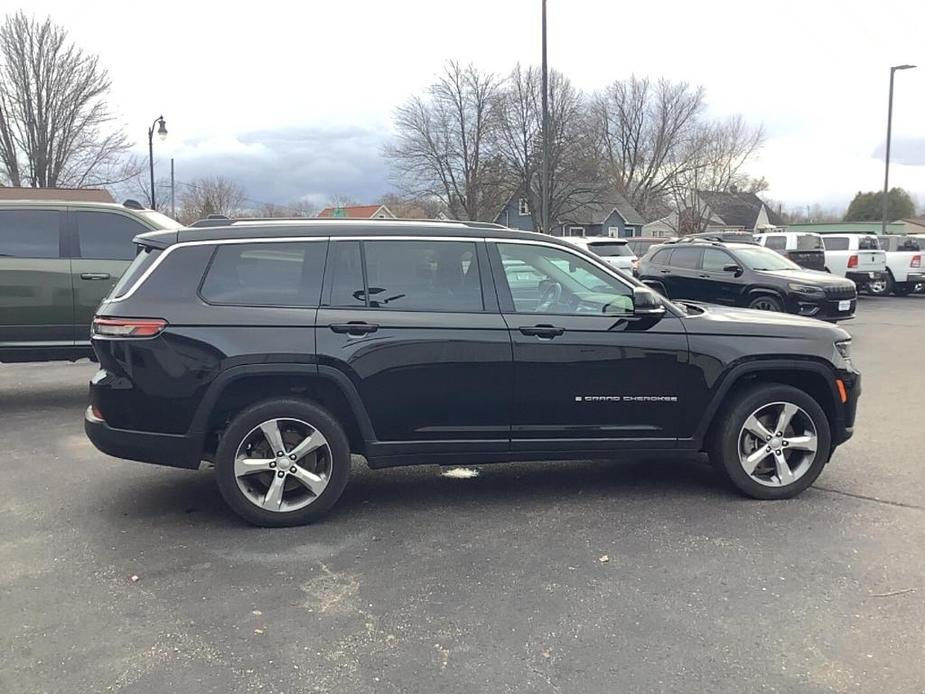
[754,268,851,287]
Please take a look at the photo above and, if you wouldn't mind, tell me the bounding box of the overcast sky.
[15,0,925,213]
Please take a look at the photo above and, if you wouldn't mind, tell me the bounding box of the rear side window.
[363,240,483,311]
[201,242,327,306]
[670,247,702,269]
[649,247,671,263]
[109,246,161,299]
[858,236,880,250]
[0,209,61,258]
[764,236,787,250]
[76,211,150,260]
[328,241,366,306]
[587,242,633,257]
[796,234,824,250]
[822,237,849,251]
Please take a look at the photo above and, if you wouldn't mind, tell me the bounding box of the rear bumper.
[84,407,201,470]
[846,271,885,284]
[903,272,925,284]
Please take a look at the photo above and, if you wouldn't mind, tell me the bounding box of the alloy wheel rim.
[751,298,779,311]
[233,418,332,512]
[737,401,818,487]
[869,280,888,294]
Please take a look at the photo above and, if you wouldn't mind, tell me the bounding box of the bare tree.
[253,199,317,217]
[176,176,245,224]
[0,12,138,188]
[594,76,706,220]
[493,64,603,231]
[378,192,446,219]
[387,61,508,221]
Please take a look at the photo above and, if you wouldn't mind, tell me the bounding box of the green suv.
[0,199,179,363]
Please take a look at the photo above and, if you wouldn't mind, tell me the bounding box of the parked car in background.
[638,238,857,321]
[0,199,179,363]
[562,236,636,274]
[820,234,887,294]
[871,235,924,296]
[85,219,860,526]
[754,231,826,271]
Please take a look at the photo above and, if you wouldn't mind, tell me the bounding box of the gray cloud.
[174,125,392,206]
[872,137,925,166]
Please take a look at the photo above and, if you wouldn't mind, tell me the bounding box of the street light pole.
[147,115,167,210]
[540,0,550,235]
[881,65,916,235]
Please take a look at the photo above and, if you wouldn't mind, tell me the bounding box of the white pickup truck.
[873,235,925,296]
[820,234,888,294]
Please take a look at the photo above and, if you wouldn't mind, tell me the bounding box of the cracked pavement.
[1,296,923,693]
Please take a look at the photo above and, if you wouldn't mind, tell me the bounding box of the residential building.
[690,190,783,232]
[316,204,395,219]
[0,186,114,203]
[494,189,645,237]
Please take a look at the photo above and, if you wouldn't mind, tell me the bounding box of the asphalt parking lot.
[2,298,924,693]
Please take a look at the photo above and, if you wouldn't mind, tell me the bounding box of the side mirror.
[723,264,743,276]
[632,286,666,317]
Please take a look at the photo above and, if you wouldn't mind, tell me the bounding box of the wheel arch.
[189,364,375,458]
[694,359,839,453]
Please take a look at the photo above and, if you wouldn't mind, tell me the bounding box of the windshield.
[587,242,634,257]
[735,246,801,271]
[139,209,182,229]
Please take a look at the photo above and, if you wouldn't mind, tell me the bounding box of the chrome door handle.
[80,272,111,280]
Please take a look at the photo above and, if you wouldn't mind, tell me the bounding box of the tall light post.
[147,115,167,210]
[881,65,915,235]
[540,0,550,235]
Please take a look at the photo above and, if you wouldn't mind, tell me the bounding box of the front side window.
[497,242,633,315]
[822,237,849,251]
[200,241,327,306]
[701,248,734,272]
[0,209,60,258]
[328,241,366,306]
[76,211,150,260]
[362,240,483,311]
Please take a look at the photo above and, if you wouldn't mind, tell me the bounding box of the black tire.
[893,282,912,297]
[708,383,831,500]
[867,272,893,297]
[215,398,351,527]
[747,294,783,312]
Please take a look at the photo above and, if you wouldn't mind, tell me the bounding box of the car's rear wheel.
[747,295,783,312]
[868,272,893,296]
[215,399,351,526]
[709,384,831,499]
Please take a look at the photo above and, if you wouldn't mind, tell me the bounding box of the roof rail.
[186,215,511,230]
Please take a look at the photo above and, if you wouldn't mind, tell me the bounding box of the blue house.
[494,188,646,237]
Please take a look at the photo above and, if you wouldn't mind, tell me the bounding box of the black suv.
[638,239,857,321]
[85,221,860,526]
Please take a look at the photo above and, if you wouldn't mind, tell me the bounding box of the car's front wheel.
[747,294,783,312]
[709,384,831,500]
[215,399,351,526]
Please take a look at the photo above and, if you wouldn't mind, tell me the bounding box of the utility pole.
[170,158,176,219]
[882,64,916,235]
[540,0,550,235]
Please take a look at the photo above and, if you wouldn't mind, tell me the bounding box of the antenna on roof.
[123,199,144,210]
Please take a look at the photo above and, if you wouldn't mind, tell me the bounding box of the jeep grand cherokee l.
[85,220,860,526]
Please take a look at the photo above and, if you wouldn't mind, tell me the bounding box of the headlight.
[834,339,853,368]
[789,283,825,295]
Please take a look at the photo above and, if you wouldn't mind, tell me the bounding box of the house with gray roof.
[693,190,783,232]
[494,188,646,237]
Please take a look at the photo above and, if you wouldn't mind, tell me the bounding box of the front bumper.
[85,407,201,470]
[789,294,856,321]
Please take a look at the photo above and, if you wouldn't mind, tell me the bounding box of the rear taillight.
[847,255,858,268]
[92,317,167,338]
[911,255,921,268]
